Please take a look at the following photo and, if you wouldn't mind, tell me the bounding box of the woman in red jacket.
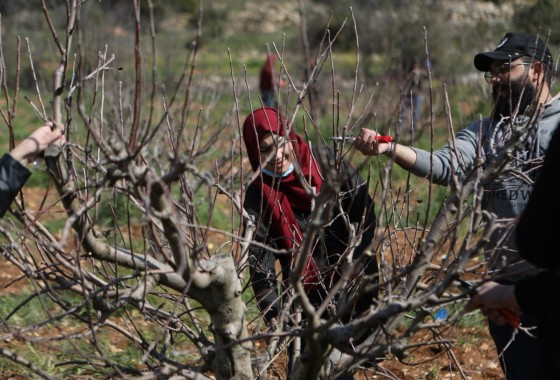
[242,107,378,378]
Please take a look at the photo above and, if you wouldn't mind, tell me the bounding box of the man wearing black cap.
[354,32,560,379]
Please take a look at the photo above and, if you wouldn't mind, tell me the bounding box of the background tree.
[512,0,560,45]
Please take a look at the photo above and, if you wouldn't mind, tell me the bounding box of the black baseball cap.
[474,32,553,72]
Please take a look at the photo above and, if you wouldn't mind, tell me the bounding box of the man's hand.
[464,281,521,326]
[354,128,392,156]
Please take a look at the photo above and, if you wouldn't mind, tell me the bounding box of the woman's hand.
[9,122,65,165]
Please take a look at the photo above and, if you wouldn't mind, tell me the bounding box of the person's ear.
[531,61,544,82]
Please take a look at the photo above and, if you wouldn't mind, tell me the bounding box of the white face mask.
[262,163,294,178]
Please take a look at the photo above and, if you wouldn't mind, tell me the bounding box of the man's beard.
[492,80,536,118]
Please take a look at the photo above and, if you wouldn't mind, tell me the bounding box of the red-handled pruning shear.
[498,308,520,329]
[330,135,393,143]
[457,279,520,329]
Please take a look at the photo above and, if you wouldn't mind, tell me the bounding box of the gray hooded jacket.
[410,97,560,280]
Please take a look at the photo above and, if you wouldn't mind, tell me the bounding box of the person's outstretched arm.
[0,122,64,217]
[354,123,483,187]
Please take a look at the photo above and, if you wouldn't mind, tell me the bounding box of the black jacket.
[515,125,560,378]
[0,154,31,217]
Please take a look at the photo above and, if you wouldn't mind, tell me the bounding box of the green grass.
[426,367,441,379]
[41,216,69,235]
[0,96,45,146]
[458,309,486,329]
[0,293,44,326]
[25,167,52,187]
[0,284,216,376]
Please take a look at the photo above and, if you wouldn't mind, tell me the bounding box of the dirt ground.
[257,322,505,380]
[363,330,505,379]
